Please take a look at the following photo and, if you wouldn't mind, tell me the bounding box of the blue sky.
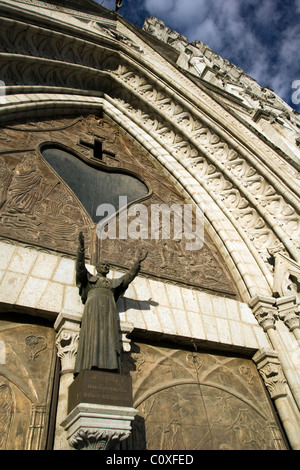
[97,0,300,110]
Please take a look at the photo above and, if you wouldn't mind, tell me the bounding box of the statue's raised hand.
[137,250,148,263]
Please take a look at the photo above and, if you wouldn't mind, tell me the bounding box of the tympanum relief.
[0,115,237,297]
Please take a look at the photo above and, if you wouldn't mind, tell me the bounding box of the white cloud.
[97,0,300,107]
[145,0,209,34]
[143,0,300,107]
[145,0,253,61]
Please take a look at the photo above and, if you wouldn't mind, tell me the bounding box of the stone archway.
[0,3,298,302]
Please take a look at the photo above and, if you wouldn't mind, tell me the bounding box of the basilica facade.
[0,0,299,450]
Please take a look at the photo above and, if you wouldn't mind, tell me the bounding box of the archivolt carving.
[0,11,298,266]
[110,64,299,262]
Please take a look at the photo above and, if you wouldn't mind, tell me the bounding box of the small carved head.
[96,261,110,276]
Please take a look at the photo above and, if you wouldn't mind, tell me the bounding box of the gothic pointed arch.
[0,0,299,301]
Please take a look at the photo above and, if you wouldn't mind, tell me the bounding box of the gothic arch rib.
[1,1,299,300]
[106,63,299,263]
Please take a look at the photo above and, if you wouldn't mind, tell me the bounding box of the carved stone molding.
[143,17,300,167]
[269,249,300,299]
[249,295,277,331]
[61,403,138,450]
[253,349,287,399]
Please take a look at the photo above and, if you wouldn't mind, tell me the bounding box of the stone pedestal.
[61,370,138,450]
[68,370,134,411]
[61,403,138,450]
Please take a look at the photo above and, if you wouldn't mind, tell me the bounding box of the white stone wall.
[0,240,269,353]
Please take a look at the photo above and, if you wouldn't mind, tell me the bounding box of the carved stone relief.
[110,64,299,263]
[122,342,288,450]
[0,115,238,297]
[0,316,56,450]
[0,150,93,257]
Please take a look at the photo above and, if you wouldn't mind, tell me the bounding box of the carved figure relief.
[0,318,56,450]
[0,381,13,450]
[25,335,47,361]
[122,342,288,450]
[110,64,299,263]
[0,115,238,297]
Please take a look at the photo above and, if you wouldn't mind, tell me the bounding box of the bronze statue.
[74,232,147,375]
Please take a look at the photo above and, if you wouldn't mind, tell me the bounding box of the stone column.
[249,295,300,411]
[253,349,300,450]
[276,295,300,345]
[53,312,81,450]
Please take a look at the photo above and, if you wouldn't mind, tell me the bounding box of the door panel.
[0,315,56,450]
[123,342,287,450]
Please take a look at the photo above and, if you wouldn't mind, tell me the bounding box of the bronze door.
[123,342,287,450]
[0,315,57,450]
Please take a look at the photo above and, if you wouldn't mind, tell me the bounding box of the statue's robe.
[74,248,140,374]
